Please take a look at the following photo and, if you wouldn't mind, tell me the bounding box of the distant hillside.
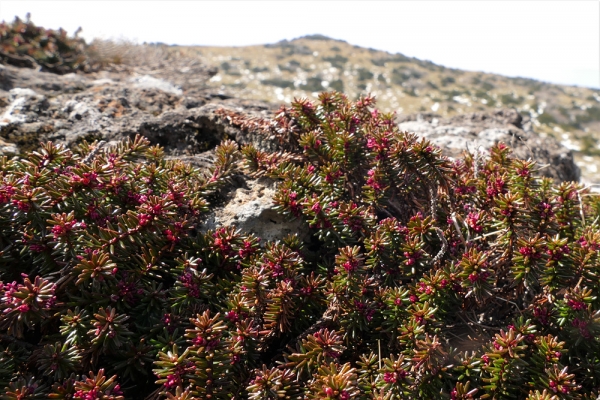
[174,35,600,182]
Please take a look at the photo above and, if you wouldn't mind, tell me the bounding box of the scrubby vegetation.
[0,15,195,74]
[1,92,600,399]
[0,14,88,74]
[191,29,600,185]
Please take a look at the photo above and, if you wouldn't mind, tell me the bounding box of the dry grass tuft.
[85,39,175,71]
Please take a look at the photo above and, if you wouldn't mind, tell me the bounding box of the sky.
[1,1,599,89]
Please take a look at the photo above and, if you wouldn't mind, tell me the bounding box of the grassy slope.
[174,35,600,182]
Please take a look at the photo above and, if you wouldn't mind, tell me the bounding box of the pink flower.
[366,169,383,192]
[300,286,314,295]
[486,178,505,197]
[12,200,31,212]
[367,137,377,149]
[450,388,458,400]
[164,374,180,389]
[342,261,356,272]
[466,212,483,233]
[468,270,489,284]
[226,310,239,322]
[163,229,178,243]
[538,202,554,219]
[534,307,550,325]
[517,167,530,177]
[52,219,83,240]
[213,232,233,254]
[518,246,541,259]
[74,388,100,400]
[311,202,322,213]
[269,262,284,277]
[239,240,256,258]
[416,282,428,294]
[384,372,397,383]
[17,304,30,313]
[111,385,122,396]
[567,299,586,311]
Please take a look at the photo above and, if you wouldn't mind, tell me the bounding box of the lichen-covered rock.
[129,74,183,95]
[0,87,51,152]
[200,177,308,243]
[0,63,278,155]
[397,109,580,182]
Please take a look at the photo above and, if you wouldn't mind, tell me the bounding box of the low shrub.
[260,78,295,89]
[322,55,348,69]
[370,54,411,67]
[576,107,600,124]
[538,113,558,125]
[1,93,600,399]
[301,77,325,92]
[441,76,456,86]
[391,68,422,86]
[329,79,344,93]
[0,15,186,74]
[357,68,374,82]
[500,94,524,106]
[0,14,88,74]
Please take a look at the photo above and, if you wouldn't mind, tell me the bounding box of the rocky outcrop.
[397,109,580,182]
[0,63,278,156]
[0,58,582,244]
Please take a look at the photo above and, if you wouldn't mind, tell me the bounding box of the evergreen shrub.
[0,15,88,74]
[1,92,600,399]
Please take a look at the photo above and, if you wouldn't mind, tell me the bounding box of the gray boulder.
[0,62,278,156]
[200,177,308,243]
[397,109,580,182]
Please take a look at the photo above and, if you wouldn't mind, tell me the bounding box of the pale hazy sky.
[1,1,599,88]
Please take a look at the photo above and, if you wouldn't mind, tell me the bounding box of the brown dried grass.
[83,39,217,88]
[85,38,178,71]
